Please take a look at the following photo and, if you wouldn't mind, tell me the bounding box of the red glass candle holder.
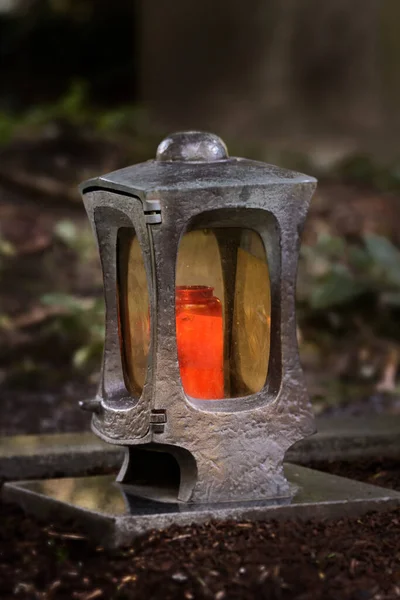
[176,285,224,399]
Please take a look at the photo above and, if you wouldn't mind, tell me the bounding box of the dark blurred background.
[1,0,400,435]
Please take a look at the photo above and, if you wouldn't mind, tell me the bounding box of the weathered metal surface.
[4,464,400,549]
[80,131,317,503]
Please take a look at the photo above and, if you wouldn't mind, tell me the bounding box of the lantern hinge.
[149,409,167,433]
[143,198,162,224]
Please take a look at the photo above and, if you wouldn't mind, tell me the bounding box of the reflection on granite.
[27,476,127,515]
[18,474,294,517]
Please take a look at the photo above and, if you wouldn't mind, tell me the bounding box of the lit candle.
[176,286,224,399]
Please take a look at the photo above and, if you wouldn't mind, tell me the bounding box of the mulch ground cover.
[1,462,400,600]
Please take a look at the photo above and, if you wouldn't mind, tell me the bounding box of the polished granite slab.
[2,416,400,481]
[289,415,400,463]
[4,463,400,548]
[0,432,123,480]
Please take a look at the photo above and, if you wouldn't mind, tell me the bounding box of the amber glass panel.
[176,228,271,399]
[230,230,271,396]
[117,228,150,397]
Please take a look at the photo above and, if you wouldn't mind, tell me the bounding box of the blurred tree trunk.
[139,0,293,136]
[139,0,385,141]
[291,0,381,135]
[380,0,400,135]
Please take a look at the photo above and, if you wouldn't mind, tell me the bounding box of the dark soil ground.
[1,461,400,600]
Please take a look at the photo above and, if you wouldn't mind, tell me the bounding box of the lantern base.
[3,463,400,549]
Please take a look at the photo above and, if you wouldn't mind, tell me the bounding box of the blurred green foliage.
[337,155,400,193]
[41,219,104,372]
[299,232,400,311]
[0,235,15,331]
[54,219,96,263]
[41,292,105,371]
[0,234,14,260]
[0,81,152,145]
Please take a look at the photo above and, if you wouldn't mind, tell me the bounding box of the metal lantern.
[80,131,317,504]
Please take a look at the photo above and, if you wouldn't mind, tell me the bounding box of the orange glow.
[176,286,224,399]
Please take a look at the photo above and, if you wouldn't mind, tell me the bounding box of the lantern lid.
[80,131,316,196]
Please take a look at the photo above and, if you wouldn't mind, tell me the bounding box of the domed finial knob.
[156,131,229,162]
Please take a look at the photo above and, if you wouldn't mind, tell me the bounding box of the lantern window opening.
[175,217,272,402]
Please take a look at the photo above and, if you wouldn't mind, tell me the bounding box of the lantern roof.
[80,131,316,196]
